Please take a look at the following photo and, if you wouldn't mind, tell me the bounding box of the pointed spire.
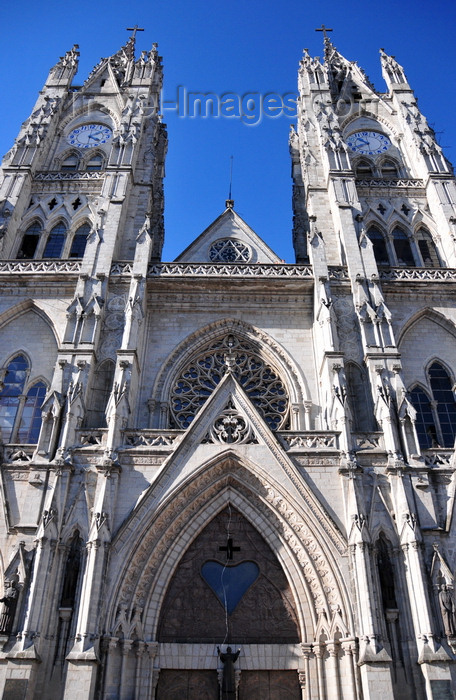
[46,45,79,87]
[379,48,409,87]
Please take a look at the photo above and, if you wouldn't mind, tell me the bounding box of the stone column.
[298,670,306,700]
[300,643,312,700]
[326,641,341,700]
[146,642,159,699]
[314,643,325,699]
[119,638,133,700]
[341,638,357,700]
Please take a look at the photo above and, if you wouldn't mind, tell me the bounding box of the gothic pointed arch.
[151,319,309,430]
[397,307,456,347]
[0,299,60,345]
[107,451,352,646]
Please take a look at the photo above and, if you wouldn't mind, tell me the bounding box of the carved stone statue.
[0,578,19,634]
[439,584,456,637]
[218,646,240,698]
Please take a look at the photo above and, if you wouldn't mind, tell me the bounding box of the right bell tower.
[290,30,456,700]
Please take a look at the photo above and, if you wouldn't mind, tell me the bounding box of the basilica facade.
[0,32,455,700]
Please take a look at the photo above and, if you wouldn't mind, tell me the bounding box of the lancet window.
[409,361,456,448]
[43,222,67,258]
[367,225,389,266]
[366,223,441,268]
[0,355,47,444]
[69,223,91,258]
[170,334,289,429]
[17,221,42,259]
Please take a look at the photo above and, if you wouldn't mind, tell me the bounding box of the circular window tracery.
[170,334,289,430]
[209,239,251,262]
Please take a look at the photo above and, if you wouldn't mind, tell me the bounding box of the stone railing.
[353,432,384,451]
[3,445,36,463]
[328,266,349,280]
[422,449,454,467]
[122,430,184,448]
[356,178,424,188]
[379,267,456,282]
[278,431,339,450]
[110,262,314,278]
[35,171,103,181]
[75,429,108,447]
[0,259,82,274]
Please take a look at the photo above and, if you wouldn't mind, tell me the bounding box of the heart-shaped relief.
[201,561,259,614]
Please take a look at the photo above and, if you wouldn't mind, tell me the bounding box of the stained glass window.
[170,334,289,429]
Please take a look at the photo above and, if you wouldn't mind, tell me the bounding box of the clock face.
[346,131,391,155]
[67,124,112,149]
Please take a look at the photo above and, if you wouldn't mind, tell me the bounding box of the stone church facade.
[0,31,455,700]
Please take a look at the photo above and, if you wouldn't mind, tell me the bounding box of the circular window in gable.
[209,239,251,262]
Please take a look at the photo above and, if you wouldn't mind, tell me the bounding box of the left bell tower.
[0,33,167,264]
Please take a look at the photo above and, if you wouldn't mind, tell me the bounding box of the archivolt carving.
[109,458,350,638]
[151,318,308,410]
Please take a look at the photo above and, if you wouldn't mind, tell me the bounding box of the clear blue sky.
[1,0,455,262]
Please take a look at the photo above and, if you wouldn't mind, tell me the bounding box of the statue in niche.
[218,646,240,698]
[439,584,456,637]
[0,577,19,633]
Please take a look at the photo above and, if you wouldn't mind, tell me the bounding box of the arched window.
[43,222,67,258]
[69,223,91,258]
[0,356,46,444]
[86,154,103,171]
[409,386,435,448]
[429,363,456,447]
[416,227,440,267]
[17,222,42,259]
[355,159,373,177]
[392,227,415,267]
[61,154,79,171]
[380,159,398,179]
[170,334,289,430]
[410,362,456,448]
[85,360,115,428]
[367,225,389,266]
[17,381,47,444]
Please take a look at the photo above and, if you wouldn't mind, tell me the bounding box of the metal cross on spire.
[315,24,333,39]
[126,25,145,40]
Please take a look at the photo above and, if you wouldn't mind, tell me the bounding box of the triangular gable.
[114,371,346,556]
[174,206,282,263]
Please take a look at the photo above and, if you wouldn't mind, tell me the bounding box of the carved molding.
[152,318,307,410]
[110,459,348,636]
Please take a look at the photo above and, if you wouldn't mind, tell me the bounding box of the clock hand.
[88,134,101,142]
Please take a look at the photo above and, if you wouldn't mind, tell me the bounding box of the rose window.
[170,334,289,429]
[209,239,251,262]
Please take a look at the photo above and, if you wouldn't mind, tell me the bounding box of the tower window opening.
[86,154,103,171]
[367,226,389,266]
[43,222,67,258]
[17,222,41,259]
[61,154,79,171]
[356,159,373,177]
[416,227,440,267]
[381,160,398,179]
[392,227,415,267]
[69,223,91,258]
